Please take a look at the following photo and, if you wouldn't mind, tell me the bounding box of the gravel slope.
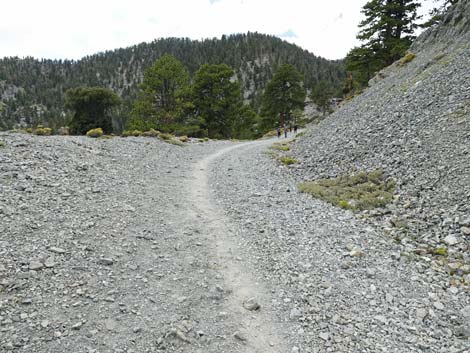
[210,139,470,353]
[1,133,469,353]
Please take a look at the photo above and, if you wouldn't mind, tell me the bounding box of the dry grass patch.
[298,169,396,211]
[279,156,298,165]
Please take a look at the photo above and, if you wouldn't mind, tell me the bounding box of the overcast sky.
[1,0,435,61]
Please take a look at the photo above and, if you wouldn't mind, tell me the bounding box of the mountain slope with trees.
[292,0,470,270]
[0,32,345,130]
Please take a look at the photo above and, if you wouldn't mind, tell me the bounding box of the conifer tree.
[345,0,421,88]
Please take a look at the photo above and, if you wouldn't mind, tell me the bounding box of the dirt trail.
[188,139,288,353]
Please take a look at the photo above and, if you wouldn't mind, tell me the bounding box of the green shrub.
[98,135,113,140]
[159,132,174,140]
[432,247,448,257]
[142,128,160,137]
[122,130,143,137]
[165,138,184,147]
[86,128,104,138]
[399,53,416,66]
[58,127,70,135]
[0,141,5,147]
[33,127,53,136]
[298,169,395,211]
[25,127,33,133]
[270,142,290,151]
[263,130,278,138]
[178,135,189,142]
[279,156,298,165]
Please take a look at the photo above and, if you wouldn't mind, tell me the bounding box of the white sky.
[1,0,436,61]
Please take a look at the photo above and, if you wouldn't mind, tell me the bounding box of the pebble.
[243,297,260,311]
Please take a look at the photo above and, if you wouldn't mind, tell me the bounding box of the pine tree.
[192,63,242,138]
[130,54,190,130]
[345,0,421,89]
[260,64,305,129]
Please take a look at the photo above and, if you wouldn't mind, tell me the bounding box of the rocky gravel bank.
[291,0,470,283]
[1,133,277,353]
[210,139,470,353]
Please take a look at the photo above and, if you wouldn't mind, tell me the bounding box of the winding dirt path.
[187,139,288,353]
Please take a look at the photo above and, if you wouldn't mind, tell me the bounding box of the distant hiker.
[294,124,298,134]
[277,126,281,138]
[289,124,292,133]
[284,124,288,138]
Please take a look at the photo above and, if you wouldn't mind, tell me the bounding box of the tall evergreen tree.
[65,87,121,134]
[345,0,421,88]
[130,54,190,130]
[260,64,305,129]
[192,63,242,138]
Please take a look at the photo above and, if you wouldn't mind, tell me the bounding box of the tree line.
[0,32,346,131]
[67,55,306,139]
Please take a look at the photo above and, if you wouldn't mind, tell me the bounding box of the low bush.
[122,130,143,137]
[279,156,298,165]
[86,128,104,138]
[399,53,416,66]
[142,129,160,137]
[270,142,290,152]
[165,138,184,147]
[178,135,189,142]
[33,126,53,136]
[298,169,396,211]
[58,127,70,135]
[159,132,174,140]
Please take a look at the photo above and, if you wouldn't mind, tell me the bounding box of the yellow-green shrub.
[142,128,160,137]
[178,135,189,142]
[86,128,104,138]
[33,127,53,136]
[159,132,174,140]
[298,169,396,211]
[399,53,416,66]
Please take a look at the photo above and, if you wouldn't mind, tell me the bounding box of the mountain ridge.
[0,32,346,130]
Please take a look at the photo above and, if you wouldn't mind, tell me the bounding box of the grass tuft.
[298,169,395,211]
[279,156,298,165]
[399,52,416,66]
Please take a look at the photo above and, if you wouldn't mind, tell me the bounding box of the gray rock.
[243,297,260,311]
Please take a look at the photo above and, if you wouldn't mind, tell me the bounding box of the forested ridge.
[0,32,345,130]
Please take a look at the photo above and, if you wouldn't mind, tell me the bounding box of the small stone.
[133,327,142,333]
[49,247,66,254]
[72,322,83,330]
[319,332,330,341]
[98,258,114,266]
[29,261,44,271]
[443,235,459,246]
[349,248,364,257]
[41,320,50,328]
[44,258,56,268]
[233,331,247,342]
[433,301,444,310]
[416,308,428,321]
[21,298,32,305]
[291,347,300,353]
[243,297,260,311]
[461,227,470,235]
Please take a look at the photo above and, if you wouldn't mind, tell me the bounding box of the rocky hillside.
[0,32,345,130]
[292,1,470,273]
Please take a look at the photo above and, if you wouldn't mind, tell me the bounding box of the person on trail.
[289,124,292,133]
[294,124,298,134]
[284,124,288,138]
[277,126,281,138]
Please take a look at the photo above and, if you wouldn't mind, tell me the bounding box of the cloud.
[278,29,298,39]
[0,0,366,60]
